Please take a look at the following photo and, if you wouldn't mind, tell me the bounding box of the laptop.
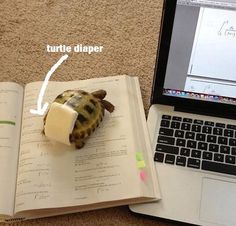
[130,0,236,225]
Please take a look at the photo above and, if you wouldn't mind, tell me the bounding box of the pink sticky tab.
[140,170,147,181]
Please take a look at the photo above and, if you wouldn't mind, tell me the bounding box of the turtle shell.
[53,90,105,148]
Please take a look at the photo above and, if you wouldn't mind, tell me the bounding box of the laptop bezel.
[151,0,236,119]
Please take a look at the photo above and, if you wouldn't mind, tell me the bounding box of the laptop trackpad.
[200,178,236,226]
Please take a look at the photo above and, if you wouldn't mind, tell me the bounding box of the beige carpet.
[0,0,177,225]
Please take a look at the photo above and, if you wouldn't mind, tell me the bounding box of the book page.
[15,76,148,213]
[129,77,160,199]
[0,83,23,216]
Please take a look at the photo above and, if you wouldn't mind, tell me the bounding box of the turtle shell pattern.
[53,90,105,148]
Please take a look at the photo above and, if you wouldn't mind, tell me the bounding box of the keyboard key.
[220,145,230,154]
[173,116,182,121]
[192,124,201,132]
[154,152,164,162]
[227,124,236,130]
[218,137,228,145]
[224,129,234,137]
[187,140,197,148]
[185,132,195,139]
[203,151,213,160]
[229,138,236,146]
[232,147,236,155]
[198,142,208,150]
[225,155,235,164]
[202,161,236,176]
[215,123,225,128]
[165,154,175,164]
[196,133,206,141]
[176,138,186,147]
[159,128,174,137]
[205,121,214,126]
[194,119,203,125]
[181,123,191,131]
[156,144,179,155]
[180,148,190,157]
[161,120,170,128]
[207,135,217,143]
[213,127,223,136]
[175,130,184,138]
[183,118,192,123]
[209,144,219,152]
[171,121,180,129]
[202,126,212,134]
[176,156,186,166]
[191,150,201,158]
[187,158,201,169]
[214,153,224,162]
[162,115,171,120]
[157,136,175,145]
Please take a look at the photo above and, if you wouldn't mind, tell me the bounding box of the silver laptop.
[130,0,236,225]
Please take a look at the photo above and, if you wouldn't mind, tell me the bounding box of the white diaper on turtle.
[44,102,78,145]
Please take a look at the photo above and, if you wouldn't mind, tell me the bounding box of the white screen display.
[185,7,236,97]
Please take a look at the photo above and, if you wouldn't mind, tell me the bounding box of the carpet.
[0,0,177,225]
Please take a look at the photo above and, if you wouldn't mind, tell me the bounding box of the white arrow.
[30,54,69,116]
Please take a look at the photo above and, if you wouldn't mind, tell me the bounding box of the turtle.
[43,89,114,149]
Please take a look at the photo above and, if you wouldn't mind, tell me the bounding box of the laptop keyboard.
[154,115,236,176]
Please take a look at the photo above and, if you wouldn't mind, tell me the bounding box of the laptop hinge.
[174,106,236,120]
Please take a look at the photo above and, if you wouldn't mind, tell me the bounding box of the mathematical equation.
[218,20,236,38]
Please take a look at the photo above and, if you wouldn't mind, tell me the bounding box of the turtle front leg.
[75,139,85,149]
[101,100,115,113]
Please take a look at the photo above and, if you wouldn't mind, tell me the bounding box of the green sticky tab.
[136,152,143,161]
[0,120,15,125]
[137,160,146,169]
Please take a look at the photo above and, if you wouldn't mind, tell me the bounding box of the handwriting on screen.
[218,20,236,38]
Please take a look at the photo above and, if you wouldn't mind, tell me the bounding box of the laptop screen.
[163,0,236,105]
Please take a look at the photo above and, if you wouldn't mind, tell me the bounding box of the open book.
[0,75,160,222]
